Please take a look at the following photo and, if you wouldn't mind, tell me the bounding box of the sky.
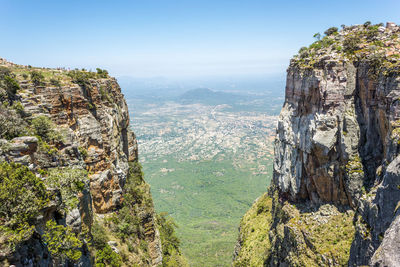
[1,0,400,78]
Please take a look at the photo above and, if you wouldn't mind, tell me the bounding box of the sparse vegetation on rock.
[43,220,83,264]
[233,193,272,267]
[44,167,88,211]
[30,70,45,86]
[236,22,400,267]
[0,162,48,228]
[157,212,188,267]
[0,162,49,253]
[0,58,166,266]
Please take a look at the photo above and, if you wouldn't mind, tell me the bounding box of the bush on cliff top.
[293,22,400,74]
[67,68,110,87]
[324,27,338,36]
[96,68,109,78]
[67,69,96,87]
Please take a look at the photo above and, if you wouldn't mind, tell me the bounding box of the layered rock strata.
[0,60,162,266]
[234,22,400,266]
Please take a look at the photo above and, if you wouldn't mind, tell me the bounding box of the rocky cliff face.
[19,70,137,214]
[0,59,162,266]
[234,22,400,266]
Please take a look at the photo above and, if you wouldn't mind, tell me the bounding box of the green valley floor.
[127,92,280,266]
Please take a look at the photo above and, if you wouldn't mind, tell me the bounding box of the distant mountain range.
[118,74,285,100]
[178,88,244,105]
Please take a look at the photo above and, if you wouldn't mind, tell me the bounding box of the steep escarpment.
[0,59,167,266]
[234,22,400,266]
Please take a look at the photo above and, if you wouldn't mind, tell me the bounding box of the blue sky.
[1,0,399,78]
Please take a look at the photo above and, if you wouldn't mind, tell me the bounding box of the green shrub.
[343,35,361,54]
[157,212,180,254]
[367,52,386,78]
[363,21,372,27]
[11,101,26,117]
[43,220,82,263]
[321,36,335,48]
[366,26,380,40]
[0,106,29,139]
[96,245,122,267]
[324,27,338,36]
[298,47,308,58]
[0,162,48,227]
[87,102,95,110]
[99,86,113,103]
[3,76,20,96]
[0,222,35,250]
[96,68,109,78]
[31,115,64,143]
[50,78,61,87]
[78,146,88,159]
[109,206,141,241]
[38,139,59,156]
[157,212,188,266]
[163,250,189,267]
[67,69,96,87]
[298,46,308,53]
[91,221,109,250]
[30,71,45,86]
[0,67,19,100]
[139,239,149,253]
[95,245,122,267]
[45,168,88,211]
[0,66,12,79]
[309,41,322,50]
[106,161,150,250]
[335,45,343,52]
[107,162,150,218]
[31,115,53,139]
[313,32,321,41]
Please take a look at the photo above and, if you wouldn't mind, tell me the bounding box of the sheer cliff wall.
[0,59,162,266]
[234,22,400,266]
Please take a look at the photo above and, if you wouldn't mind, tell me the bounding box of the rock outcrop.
[0,60,162,266]
[234,22,400,266]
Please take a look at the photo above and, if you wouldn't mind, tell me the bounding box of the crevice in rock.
[354,67,385,192]
[121,128,129,159]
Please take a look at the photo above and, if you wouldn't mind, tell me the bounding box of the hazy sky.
[1,0,399,78]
